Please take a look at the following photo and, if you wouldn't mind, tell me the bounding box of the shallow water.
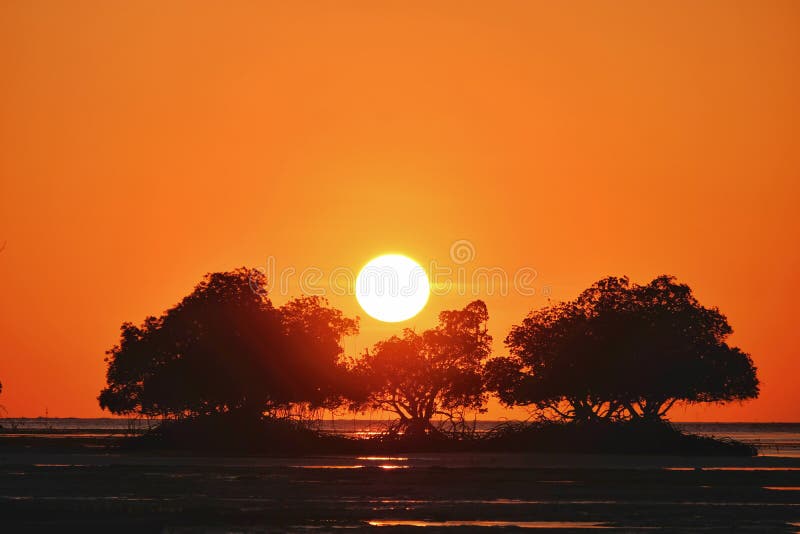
[4,420,800,530]
[356,456,409,461]
[2,450,800,531]
[367,520,611,528]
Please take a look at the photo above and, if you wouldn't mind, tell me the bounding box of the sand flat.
[1,444,800,532]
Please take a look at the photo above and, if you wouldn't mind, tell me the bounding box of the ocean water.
[2,418,799,457]
[676,423,800,458]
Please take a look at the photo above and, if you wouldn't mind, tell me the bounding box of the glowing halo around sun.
[355,254,430,322]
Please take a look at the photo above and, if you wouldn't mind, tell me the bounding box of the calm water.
[3,418,800,457]
[676,423,800,458]
[2,451,800,531]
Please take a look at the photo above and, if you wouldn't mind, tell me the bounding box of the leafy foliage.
[99,268,358,418]
[485,275,758,421]
[351,300,491,437]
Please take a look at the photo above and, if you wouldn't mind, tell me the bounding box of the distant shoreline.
[4,418,799,458]
[3,417,800,424]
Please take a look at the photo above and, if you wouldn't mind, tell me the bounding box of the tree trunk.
[405,417,433,439]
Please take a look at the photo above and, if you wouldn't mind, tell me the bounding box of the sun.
[355,254,430,322]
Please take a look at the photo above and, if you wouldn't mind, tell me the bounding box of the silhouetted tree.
[485,276,758,422]
[352,301,491,437]
[99,268,358,419]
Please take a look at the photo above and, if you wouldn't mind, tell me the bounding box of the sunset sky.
[1,1,798,421]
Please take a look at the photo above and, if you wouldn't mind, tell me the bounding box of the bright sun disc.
[355,254,430,322]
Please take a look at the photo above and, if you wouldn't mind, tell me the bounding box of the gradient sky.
[1,1,798,420]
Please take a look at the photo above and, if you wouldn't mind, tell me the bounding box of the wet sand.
[1,438,799,532]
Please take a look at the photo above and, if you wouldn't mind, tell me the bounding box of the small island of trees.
[98,268,759,455]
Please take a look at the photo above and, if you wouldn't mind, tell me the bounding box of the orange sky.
[1,1,798,421]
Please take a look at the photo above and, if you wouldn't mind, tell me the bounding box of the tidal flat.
[1,436,800,532]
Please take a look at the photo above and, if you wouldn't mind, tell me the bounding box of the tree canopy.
[100,269,759,431]
[351,300,491,437]
[99,268,358,418]
[485,275,758,422]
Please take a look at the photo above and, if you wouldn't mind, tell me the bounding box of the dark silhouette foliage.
[351,300,491,437]
[482,419,756,456]
[99,268,358,418]
[485,275,758,422]
[127,411,358,454]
